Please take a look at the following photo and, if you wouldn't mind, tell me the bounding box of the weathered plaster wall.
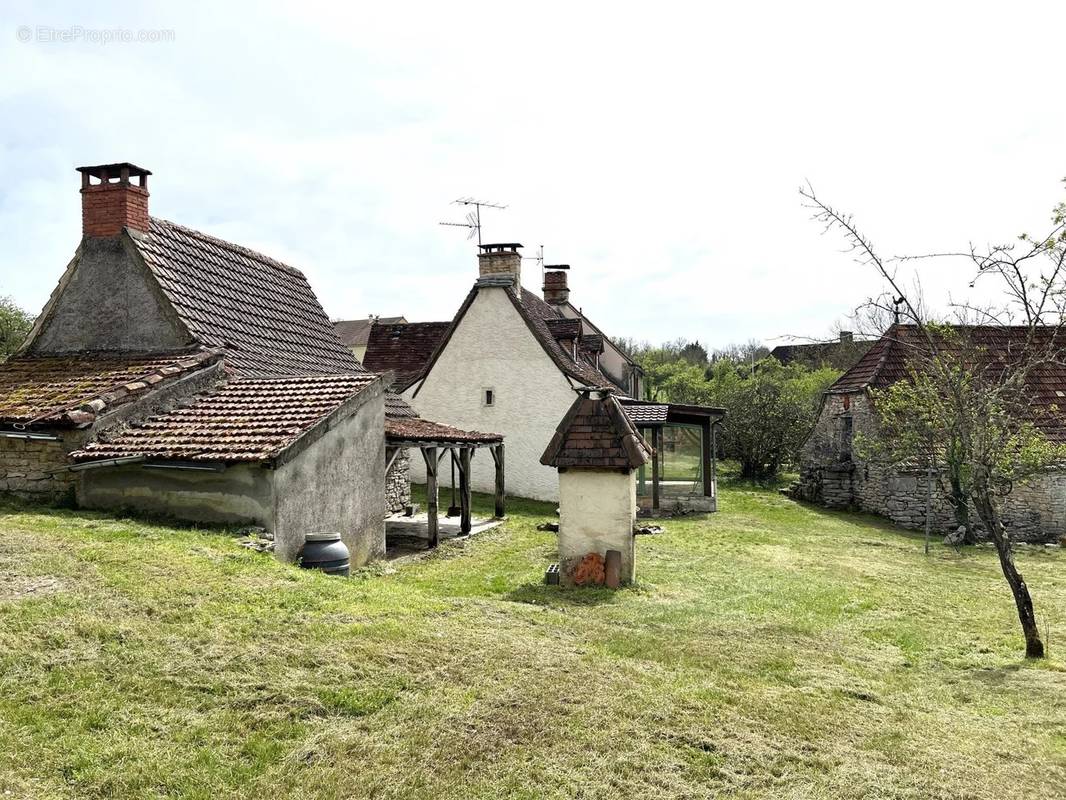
[78,462,274,526]
[557,469,637,584]
[795,391,1066,542]
[26,236,192,354]
[406,288,577,502]
[0,431,87,501]
[273,384,386,566]
[385,447,411,514]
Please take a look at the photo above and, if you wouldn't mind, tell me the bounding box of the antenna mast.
[438,197,507,247]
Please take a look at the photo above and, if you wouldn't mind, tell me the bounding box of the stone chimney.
[478,243,522,287]
[839,331,854,344]
[543,266,570,305]
[77,163,151,238]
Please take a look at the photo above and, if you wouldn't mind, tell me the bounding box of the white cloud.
[1,0,1064,349]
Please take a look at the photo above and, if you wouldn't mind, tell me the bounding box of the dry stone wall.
[0,431,87,502]
[385,447,411,514]
[794,392,1066,543]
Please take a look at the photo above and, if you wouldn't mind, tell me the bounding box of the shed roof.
[541,389,651,469]
[0,350,218,427]
[385,416,502,445]
[72,374,378,463]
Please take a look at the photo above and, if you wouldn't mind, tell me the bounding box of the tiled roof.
[385,416,502,444]
[544,317,581,341]
[0,350,218,427]
[385,391,418,418]
[516,288,619,391]
[334,317,406,348]
[134,218,364,377]
[362,321,451,391]
[619,401,670,425]
[72,374,377,463]
[541,390,651,469]
[829,324,1066,441]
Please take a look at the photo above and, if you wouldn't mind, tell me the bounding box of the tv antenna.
[438,197,507,247]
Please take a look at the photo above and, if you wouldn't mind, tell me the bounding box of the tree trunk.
[972,485,1045,659]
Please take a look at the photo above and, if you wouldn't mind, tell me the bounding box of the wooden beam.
[710,422,718,500]
[459,447,472,536]
[422,446,439,548]
[651,426,661,511]
[491,443,506,519]
[701,419,713,498]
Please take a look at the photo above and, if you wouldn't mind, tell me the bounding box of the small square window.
[483,388,495,407]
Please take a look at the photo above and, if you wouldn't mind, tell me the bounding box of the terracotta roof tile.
[385,416,501,444]
[134,219,364,377]
[72,374,377,463]
[829,324,1066,442]
[362,321,450,390]
[0,350,218,426]
[541,390,651,469]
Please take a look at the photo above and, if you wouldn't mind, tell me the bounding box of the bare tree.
[801,182,1066,659]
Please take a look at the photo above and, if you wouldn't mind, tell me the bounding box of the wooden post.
[651,426,661,511]
[459,447,472,536]
[492,443,506,519]
[422,446,439,548]
[701,419,713,498]
[710,422,718,501]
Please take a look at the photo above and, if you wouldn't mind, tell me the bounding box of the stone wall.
[794,391,1066,542]
[0,431,86,502]
[385,447,411,514]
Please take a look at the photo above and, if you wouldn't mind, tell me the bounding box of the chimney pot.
[478,242,522,287]
[76,162,152,238]
[543,266,571,305]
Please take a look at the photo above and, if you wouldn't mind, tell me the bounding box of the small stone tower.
[540,388,651,586]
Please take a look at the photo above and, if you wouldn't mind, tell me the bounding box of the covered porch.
[620,399,725,514]
[384,417,504,549]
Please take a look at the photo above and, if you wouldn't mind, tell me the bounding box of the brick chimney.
[77,163,151,238]
[543,266,570,305]
[478,243,522,287]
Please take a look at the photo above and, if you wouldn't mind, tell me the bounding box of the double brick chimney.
[77,162,151,238]
[478,243,522,287]
[542,266,570,305]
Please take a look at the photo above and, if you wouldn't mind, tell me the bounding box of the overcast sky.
[2,1,1064,350]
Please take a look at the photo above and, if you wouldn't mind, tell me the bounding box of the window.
[483,388,495,407]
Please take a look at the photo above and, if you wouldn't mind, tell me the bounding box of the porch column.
[459,447,472,535]
[701,419,713,498]
[651,426,661,511]
[422,446,439,548]
[491,443,506,519]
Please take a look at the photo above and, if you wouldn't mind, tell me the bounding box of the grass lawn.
[1,488,1065,799]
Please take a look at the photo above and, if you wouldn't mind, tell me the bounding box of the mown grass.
[1,488,1065,799]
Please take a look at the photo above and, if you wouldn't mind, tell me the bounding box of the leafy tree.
[0,297,33,361]
[678,340,709,366]
[708,358,839,480]
[802,183,1066,659]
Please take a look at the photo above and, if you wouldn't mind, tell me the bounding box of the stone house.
[364,244,723,506]
[792,324,1066,542]
[769,331,874,371]
[0,162,485,564]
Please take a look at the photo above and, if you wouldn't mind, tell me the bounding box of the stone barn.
[792,324,1066,543]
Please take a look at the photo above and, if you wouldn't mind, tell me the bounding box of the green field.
[1,488,1065,799]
